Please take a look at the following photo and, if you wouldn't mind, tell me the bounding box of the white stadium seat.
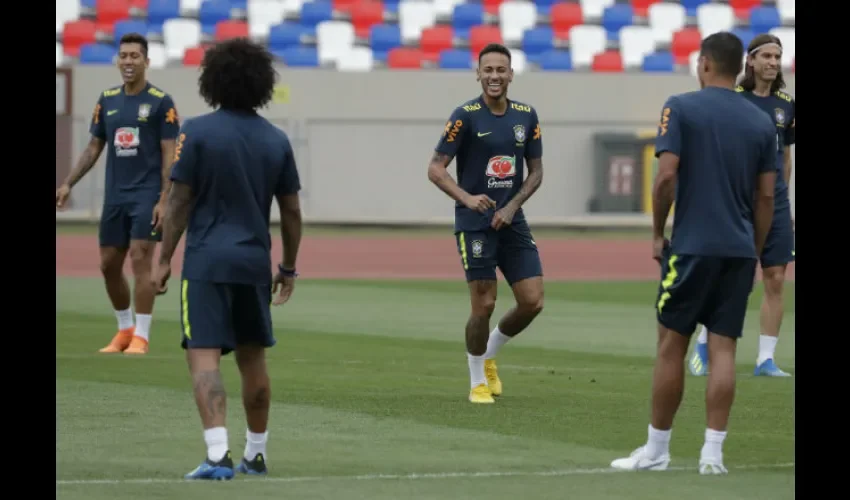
[769,27,796,69]
[776,0,796,24]
[180,0,204,15]
[147,42,168,69]
[282,0,306,18]
[568,24,607,67]
[337,47,375,72]
[580,0,615,20]
[432,0,464,18]
[689,50,700,77]
[510,48,528,74]
[57,0,81,26]
[163,18,202,61]
[398,1,438,44]
[619,26,655,69]
[499,2,538,46]
[696,3,735,38]
[248,0,287,39]
[647,2,686,44]
[316,21,356,66]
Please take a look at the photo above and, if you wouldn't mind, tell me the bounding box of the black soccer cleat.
[236,453,268,475]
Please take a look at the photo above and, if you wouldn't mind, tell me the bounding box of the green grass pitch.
[56,277,794,500]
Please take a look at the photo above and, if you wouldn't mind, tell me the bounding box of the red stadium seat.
[333,0,359,13]
[96,0,132,27]
[387,47,424,69]
[591,50,624,72]
[420,26,454,57]
[729,0,762,19]
[671,28,701,65]
[481,0,504,16]
[63,20,97,57]
[129,0,149,9]
[183,46,207,66]
[630,0,661,17]
[215,20,249,40]
[469,25,502,57]
[351,2,385,39]
[550,3,584,39]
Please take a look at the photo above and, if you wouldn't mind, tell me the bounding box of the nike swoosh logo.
[477,132,491,137]
[107,110,118,116]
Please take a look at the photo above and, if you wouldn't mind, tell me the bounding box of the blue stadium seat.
[79,43,117,65]
[370,24,402,63]
[601,4,633,41]
[731,28,755,49]
[147,0,181,31]
[230,0,247,10]
[199,0,232,35]
[522,27,555,63]
[439,49,473,69]
[642,51,675,72]
[268,23,305,51]
[680,0,711,17]
[300,2,334,28]
[114,20,149,42]
[538,50,573,71]
[533,0,557,17]
[749,7,781,34]
[279,47,320,67]
[452,3,484,40]
[81,0,96,8]
[383,0,401,14]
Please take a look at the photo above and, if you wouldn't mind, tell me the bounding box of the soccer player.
[689,33,796,378]
[428,43,545,405]
[152,38,302,481]
[609,32,776,474]
[55,33,180,355]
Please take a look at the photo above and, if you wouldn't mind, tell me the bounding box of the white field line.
[56,462,794,486]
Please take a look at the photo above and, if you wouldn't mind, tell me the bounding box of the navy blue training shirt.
[89,82,180,204]
[736,86,795,210]
[655,87,777,258]
[170,109,301,284]
[434,96,542,232]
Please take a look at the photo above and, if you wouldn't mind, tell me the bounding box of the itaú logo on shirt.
[486,155,516,188]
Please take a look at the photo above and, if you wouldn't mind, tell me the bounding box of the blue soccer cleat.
[754,359,791,377]
[236,453,268,476]
[688,343,709,376]
[184,451,235,480]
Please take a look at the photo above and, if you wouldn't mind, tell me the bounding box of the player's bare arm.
[754,171,776,256]
[273,193,302,305]
[782,146,792,184]
[428,151,495,213]
[492,157,543,230]
[152,182,193,293]
[153,138,177,230]
[56,136,106,208]
[652,152,678,261]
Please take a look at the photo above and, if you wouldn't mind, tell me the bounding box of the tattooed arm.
[159,182,193,265]
[159,139,176,204]
[427,151,470,203]
[505,158,543,211]
[62,136,106,188]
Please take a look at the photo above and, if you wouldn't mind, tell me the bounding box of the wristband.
[278,264,298,278]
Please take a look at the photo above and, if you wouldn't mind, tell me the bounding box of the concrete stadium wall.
[56,67,796,227]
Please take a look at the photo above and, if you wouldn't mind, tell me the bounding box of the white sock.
[134,314,152,341]
[697,325,708,345]
[204,426,229,462]
[467,353,486,388]
[115,308,134,330]
[244,429,268,460]
[757,335,778,365]
[700,428,727,461]
[484,327,511,359]
[644,424,671,458]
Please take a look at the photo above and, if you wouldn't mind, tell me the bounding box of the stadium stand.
[56,0,795,73]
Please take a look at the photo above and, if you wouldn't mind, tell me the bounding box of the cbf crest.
[513,124,526,143]
[138,104,151,121]
[471,240,484,258]
[774,108,785,126]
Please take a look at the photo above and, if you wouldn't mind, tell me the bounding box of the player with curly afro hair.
[198,37,277,112]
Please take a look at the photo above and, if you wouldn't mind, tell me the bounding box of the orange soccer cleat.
[98,327,135,353]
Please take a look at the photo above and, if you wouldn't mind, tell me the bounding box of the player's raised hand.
[272,274,295,305]
[56,184,71,210]
[463,194,497,214]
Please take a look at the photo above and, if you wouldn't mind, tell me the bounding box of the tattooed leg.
[187,348,231,463]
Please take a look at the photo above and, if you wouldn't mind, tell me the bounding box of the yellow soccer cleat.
[469,383,495,404]
[484,359,502,396]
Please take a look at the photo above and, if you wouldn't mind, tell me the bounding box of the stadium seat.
[351,1,385,39]
[510,48,527,73]
[579,0,615,20]
[749,6,781,34]
[671,27,701,65]
[452,3,484,39]
[618,25,655,70]
[57,0,82,26]
[269,23,306,51]
[63,20,98,57]
[231,0,247,10]
[420,26,454,57]
[731,28,755,50]
[281,0,306,17]
[469,25,503,57]
[182,46,206,66]
[688,50,699,76]
[281,47,320,67]
[538,50,573,71]
[56,42,65,67]
[398,1,436,44]
[370,24,402,62]
[647,2,685,44]
[499,2,538,46]
[601,4,634,41]
[481,0,504,15]
[769,27,795,68]
[247,0,287,39]
[96,0,132,27]
[113,19,148,42]
[147,0,181,32]
[533,0,557,16]
[215,20,249,40]
[522,27,555,62]
[641,51,674,72]
[79,43,118,64]
[199,0,232,34]
[300,2,335,28]
[147,42,168,68]
[630,0,660,18]
[550,3,583,39]
[383,0,401,14]
[679,0,710,17]
[776,0,795,24]
[163,18,202,60]
[433,0,464,18]
[316,21,356,66]
[729,0,761,19]
[82,0,97,7]
[696,3,735,38]
[386,47,424,69]
[568,24,606,67]
[336,46,374,71]
[591,50,623,72]
[439,49,473,70]
[333,0,358,13]
[180,0,204,14]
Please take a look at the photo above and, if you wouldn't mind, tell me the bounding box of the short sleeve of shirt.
[655,97,682,158]
[759,122,778,174]
[784,99,795,146]
[277,138,301,196]
[89,94,106,140]
[434,107,468,158]
[525,107,542,160]
[170,121,199,190]
[158,94,181,140]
